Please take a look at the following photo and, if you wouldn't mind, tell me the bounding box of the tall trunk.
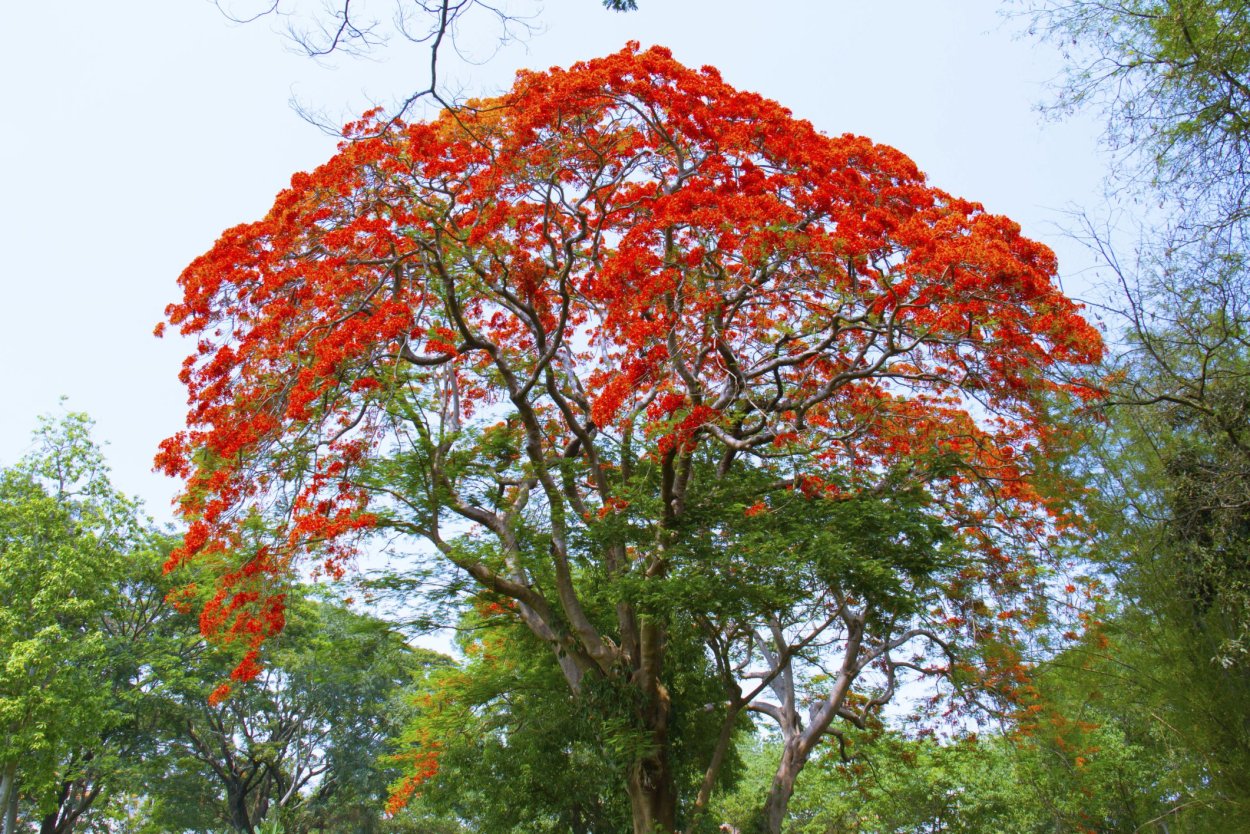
[758,741,808,834]
[624,509,678,834]
[627,632,677,834]
[1,764,18,834]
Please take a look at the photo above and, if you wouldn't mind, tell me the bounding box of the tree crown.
[159,43,1102,688]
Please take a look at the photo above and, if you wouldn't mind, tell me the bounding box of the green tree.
[1022,2,1250,826]
[1,413,444,834]
[390,606,636,834]
[29,534,195,834]
[1073,296,1250,827]
[714,690,1178,833]
[138,589,435,834]
[1026,0,1250,232]
[0,411,159,834]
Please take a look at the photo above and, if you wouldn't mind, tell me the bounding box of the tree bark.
[758,742,807,834]
[626,746,677,834]
[1,764,18,834]
[626,667,677,834]
[226,785,255,834]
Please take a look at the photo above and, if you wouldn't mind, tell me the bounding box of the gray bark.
[754,615,864,834]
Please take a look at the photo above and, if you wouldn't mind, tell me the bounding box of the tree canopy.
[160,43,1101,833]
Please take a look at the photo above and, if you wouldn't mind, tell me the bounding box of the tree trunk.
[626,750,677,834]
[39,777,71,834]
[758,741,807,834]
[753,616,864,834]
[226,785,255,834]
[626,676,677,834]
[1,764,18,834]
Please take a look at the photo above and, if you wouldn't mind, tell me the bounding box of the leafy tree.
[28,534,196,834]
[0,413,442,834]
[1023,2,1250,825]
[390,604,635,833]
[1068,286,1250,827]
[159,45,1101,833]
[0,412,163,834]
[1025,0,1250,233]
[716,721,1173,834]
[138,589,433,834]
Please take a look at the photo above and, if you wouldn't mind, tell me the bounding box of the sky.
[0,0,1108,524]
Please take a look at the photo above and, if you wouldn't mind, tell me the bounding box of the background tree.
[138,588,433,834]
[1022,0,1250,826]
[0,410,460,834]
[160,44,1101,833]
[1025,0,1250,233]
[26,534,196,834]
[0,412,164,834]
[714,717,1171,834]
[1069,270,1250,827]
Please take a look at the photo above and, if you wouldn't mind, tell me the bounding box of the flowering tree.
[160,44,1102,833]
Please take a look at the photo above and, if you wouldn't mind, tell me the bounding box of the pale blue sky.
[0,0,1106,521]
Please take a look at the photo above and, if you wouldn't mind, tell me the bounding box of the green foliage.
[715,719,1182,834]
[394,617,632,833]
[0,469,115,772]
[0,409,446,832]
[392,601,748,834]
[1028,0,1250,227]
[0,410,174,832]
[657,461,953,622]
[1021,2,1250,827]
[1065,240,1250,829]
[1077,388,1250,827]
[136,588,432,834]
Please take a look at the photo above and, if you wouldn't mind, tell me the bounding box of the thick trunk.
[626,669,677,834]
[226,786,255,834]
[622,546,678,834]
[758,742,807,834]
[626,750,677,834]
